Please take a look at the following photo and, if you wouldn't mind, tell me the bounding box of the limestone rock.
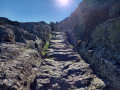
[0,17,51,89]
[0,43,41,90]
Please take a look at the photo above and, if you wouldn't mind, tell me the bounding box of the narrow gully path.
[32,32,106,90]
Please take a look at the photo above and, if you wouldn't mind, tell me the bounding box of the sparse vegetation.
[69,44,74,49]
[41,41,49,56]
[91,18,120,49]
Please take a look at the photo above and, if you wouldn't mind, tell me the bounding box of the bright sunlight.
[55,0,72,8]
[58,0,69,6]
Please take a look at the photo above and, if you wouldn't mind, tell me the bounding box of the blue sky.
[0,0,82,23]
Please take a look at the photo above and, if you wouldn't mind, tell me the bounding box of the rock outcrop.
[0,17,51,89]
[58,0,120,89]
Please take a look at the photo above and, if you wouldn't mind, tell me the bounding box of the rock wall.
[58,0,120,89]
[0,17,51,89]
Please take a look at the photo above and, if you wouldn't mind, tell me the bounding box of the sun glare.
[58,0,69,6]
[55,0,71,7]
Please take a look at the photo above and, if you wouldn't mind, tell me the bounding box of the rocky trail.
[31,32,106,90]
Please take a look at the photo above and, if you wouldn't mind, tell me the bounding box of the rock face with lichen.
[0,17,51,89]
[58,0,120,89]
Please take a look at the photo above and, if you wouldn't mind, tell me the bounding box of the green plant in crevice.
[69,44,74,49]
[41,41,49,56]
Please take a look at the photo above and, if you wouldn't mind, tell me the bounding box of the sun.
[56,0,69,7]
[54,0,73,8]
[58,0,69,6]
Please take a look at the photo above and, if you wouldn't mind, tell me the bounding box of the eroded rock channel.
[31,32,106,90]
